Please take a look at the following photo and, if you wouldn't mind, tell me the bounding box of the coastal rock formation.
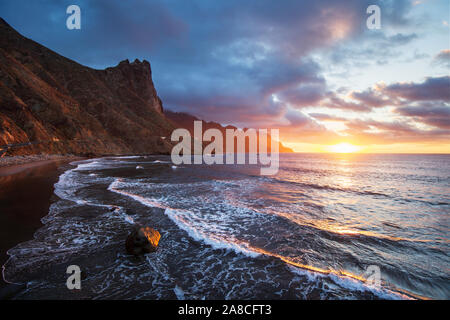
[0,18,174,156]
[125,226,161,255]
[165,110,294,153]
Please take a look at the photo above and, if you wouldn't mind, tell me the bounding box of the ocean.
[3,154,449,299]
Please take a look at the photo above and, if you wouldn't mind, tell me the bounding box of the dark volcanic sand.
[0,159,78,291]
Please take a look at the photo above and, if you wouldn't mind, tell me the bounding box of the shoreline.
[0,154,80,169]
[0,154,444,299]
[0,155,83,297]
[0,158,79,176]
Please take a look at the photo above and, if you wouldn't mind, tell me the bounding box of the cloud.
[5,0,442,148]
[277,82,326,108]
[158,56,324,125]
[350,88,392,108]
[284,109,314,126]
[342,119,450,144]
[308,113,348,122]
[320,93,372,112]
[395,104,450,129]
[0,0,415,116]
[326,30,419,70]
[433,49,450,68]
[382,76,450,102]
[386,33,418,44]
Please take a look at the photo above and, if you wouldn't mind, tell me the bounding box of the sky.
[1,0,449,153]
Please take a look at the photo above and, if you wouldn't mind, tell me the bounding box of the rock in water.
[126,226,161,255]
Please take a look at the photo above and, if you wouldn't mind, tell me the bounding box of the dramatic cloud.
[277,82,326,108]
[0,0,414,121]
[350,88,392,108]
[395,104,450,129]
[1,0,448,149]
[382,76,450,102]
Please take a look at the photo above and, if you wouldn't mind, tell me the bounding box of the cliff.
[165,110,294,153]
[0,18,174,156]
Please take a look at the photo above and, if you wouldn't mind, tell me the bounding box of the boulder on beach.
[125,226,161,255]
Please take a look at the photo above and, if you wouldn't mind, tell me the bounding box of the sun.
[328,143,362,153]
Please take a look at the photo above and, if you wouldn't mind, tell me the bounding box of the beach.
[1,154,448,300]
[0,155,81,296]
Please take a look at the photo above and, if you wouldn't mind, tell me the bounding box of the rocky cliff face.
[0,18,174,156]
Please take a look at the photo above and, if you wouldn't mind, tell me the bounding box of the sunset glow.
[327,143,362,153]
[2,0,446,154]
[0,0,448,302]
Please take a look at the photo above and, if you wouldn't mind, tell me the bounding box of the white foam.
[108,179,260,258]
[164,208,260,258]
[106,177,414,300]
[112,156,142,159]
[288,265,410,300]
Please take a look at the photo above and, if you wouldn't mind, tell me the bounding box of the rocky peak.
[117,58,150,70]
[103,58,163,114]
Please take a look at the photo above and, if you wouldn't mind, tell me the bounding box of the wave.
[108,179,260,257]
[107,178,411,300]
[271,177,391,198]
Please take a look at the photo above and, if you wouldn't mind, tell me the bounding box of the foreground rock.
[125,226,161,255]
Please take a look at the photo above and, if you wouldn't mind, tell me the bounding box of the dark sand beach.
[0,157,80,293]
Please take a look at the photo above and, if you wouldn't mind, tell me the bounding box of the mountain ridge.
[0,17,174,156]
[165,110,294,153]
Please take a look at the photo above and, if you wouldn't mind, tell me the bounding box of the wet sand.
[0,157,81,292]
[0,154,76,168]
